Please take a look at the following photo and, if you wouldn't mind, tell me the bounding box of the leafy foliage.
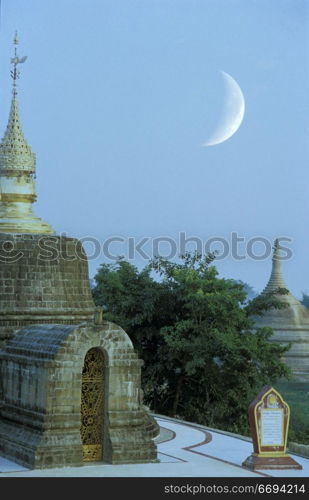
[233,280,257,301]
[93,253,291,435]
[276,381,309,445]
[92,258,173,410]
[301,292,309,309]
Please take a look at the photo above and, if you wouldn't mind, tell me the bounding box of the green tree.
[92,253,291,435]
[149,253,290,434]
[92,258,175,409]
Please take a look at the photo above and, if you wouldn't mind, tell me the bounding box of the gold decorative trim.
[81,348,105,462]
[0,193,36,202]
[82,444,103,462]
[253,452,289,458]
[253,387,290,454]
[0,169,35,177]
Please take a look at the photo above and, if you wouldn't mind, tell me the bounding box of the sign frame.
[242,386,302,470]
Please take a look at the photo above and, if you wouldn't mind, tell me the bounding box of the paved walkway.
[0,416,308,477]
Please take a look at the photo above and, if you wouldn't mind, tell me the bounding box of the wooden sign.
[242,386,302,470]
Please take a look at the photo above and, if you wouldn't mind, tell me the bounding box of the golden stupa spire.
[0,32,35,172]
[0,32,54,234]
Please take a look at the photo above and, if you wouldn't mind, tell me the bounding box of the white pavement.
[0,416,308,477]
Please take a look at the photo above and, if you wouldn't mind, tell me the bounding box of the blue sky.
[0,0,308,297]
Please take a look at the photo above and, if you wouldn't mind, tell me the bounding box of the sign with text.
[260,408,283,446]
[242,386,302,470]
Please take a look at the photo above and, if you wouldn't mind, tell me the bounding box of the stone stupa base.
[0,233,95,346]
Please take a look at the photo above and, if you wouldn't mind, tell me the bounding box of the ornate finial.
[13,31,19,45]
[10,31,27,96]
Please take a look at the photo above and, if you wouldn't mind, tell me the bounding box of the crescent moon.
[202,71,245,147]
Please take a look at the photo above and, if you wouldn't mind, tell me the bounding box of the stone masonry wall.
[0,322,158,469]
[0,233,95,346]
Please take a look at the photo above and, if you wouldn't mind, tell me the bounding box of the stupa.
[0,32,95,346]
[253,239,309,382]
[0,34,157,469]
